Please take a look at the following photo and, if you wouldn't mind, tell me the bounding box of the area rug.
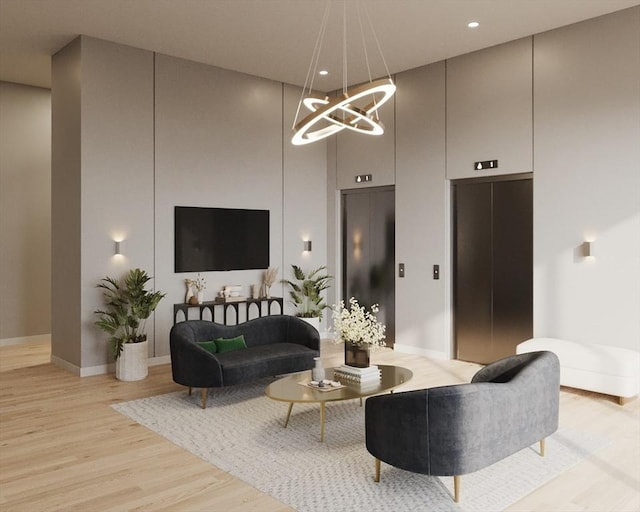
[113,380,610,512]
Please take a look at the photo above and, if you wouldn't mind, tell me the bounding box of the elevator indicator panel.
[474,160,498,171]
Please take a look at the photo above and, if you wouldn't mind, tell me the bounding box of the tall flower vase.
[345,341,370,368]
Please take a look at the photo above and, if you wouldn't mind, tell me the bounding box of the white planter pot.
[116,340,149,381]
[300,316,320,333]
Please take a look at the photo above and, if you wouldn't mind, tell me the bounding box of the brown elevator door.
[454,178,533,364]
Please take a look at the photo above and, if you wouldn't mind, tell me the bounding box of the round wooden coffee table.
[265,364,412,442]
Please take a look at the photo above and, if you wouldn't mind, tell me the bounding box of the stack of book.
[333,364,381,384]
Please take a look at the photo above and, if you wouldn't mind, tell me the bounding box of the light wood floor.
[1,340,639,511]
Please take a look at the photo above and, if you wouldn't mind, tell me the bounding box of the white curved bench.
[517,338,640,405]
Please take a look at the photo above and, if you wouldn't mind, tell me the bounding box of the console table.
[173,297,284,325]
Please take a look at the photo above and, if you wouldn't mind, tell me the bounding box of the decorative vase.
[116,339,149,381]
[197,290,204,304]
[345,341,370,368]
[312,357,325,381]
[185,286,194,304]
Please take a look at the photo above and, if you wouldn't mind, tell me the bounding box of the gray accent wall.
[394,62,448,357]
[52,37,155,370]
[533,8,640,349]
[153,54,284,353]
[51,38,81,366]
[0,82,51,341]
[51,37,328,373]
[10,6,637,371]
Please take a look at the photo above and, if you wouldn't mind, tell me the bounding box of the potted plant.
[95,268,166,381]
[281,265,332,331]
[331,297,386,368]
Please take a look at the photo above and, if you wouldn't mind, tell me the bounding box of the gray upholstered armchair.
[365,351,560,502]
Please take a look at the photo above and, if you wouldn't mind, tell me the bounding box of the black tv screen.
[175,206,269,272]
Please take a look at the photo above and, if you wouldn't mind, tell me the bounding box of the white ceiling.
[1,0,638,91]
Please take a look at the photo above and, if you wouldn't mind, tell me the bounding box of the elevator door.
[453,178,532,364]
[342,187,395,347]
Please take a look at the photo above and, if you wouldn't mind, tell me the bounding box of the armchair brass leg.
[374,458,381,482]
[201,388,207,409]
[453,475,460,503]
[539,438,545,457]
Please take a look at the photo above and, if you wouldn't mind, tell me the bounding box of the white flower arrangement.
[331,297,386,347]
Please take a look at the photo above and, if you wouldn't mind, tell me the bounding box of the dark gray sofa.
[365,351,560,502]
[170,315,320,408]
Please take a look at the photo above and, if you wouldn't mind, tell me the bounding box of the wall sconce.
[114,240,123,256]
[303,240,312,252]
[581,241,593,258]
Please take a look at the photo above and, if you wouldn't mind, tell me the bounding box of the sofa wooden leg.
[453,475,460,502]
[188,386,192,396]
[539,438,545,457]
[374,458,381,482]
[201,388,207,409]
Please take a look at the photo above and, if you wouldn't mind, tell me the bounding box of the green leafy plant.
[95,268,166,359]
[281,265,332,320]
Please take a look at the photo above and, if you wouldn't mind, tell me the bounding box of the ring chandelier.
[291,0,396,146]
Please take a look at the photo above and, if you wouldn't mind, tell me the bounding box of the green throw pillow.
[215,335,247,353]
[196,340,218,354]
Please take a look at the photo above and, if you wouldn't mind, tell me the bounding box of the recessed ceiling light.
[319,70,329,75]
[468,21,479,28]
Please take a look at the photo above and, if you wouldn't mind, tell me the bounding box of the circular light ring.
[299,88,390,135]
[292,78,396,145]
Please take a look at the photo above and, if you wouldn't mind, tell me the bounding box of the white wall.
[0,82,51,341]
[533,7,640,350]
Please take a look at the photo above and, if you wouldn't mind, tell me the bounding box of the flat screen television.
[175,206,269,272]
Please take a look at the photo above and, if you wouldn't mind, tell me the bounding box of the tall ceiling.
[1,0,638,91]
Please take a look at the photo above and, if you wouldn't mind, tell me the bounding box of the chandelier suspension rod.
[292,0,332,131]
[363,2,393,80]
[342,0,348,97]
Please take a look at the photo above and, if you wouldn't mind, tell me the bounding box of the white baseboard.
[50,355,83,376]
[150,355,171,366]
[51,353,172,377]
[393,343,450,360]
[0,333,51,347]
